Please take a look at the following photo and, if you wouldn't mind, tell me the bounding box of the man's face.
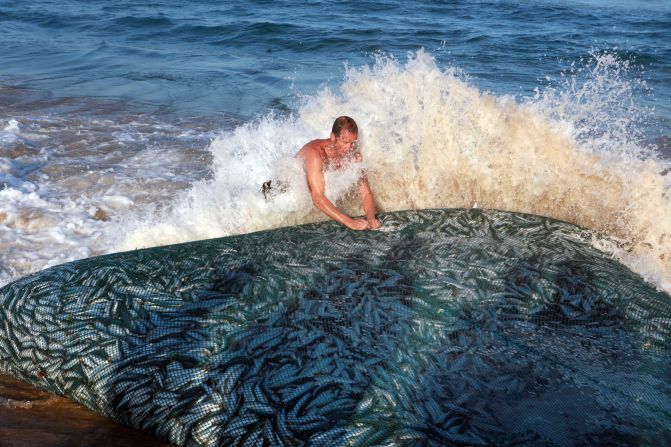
[333,130,358,157]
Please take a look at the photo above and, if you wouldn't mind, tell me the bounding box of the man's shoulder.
[297,139,325,159]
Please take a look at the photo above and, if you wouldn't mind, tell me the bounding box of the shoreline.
[0,372,174,447]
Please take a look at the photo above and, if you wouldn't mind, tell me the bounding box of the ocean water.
[1,0,671,295]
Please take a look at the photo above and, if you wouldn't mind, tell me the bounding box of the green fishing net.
[1,209,669,446]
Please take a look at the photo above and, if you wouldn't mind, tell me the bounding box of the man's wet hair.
[331,116,358,137]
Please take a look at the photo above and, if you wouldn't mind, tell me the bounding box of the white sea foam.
[0,114,213,286]
[1,119,20,144]
[2,51,670,295]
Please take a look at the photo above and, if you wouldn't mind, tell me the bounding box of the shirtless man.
[297,116,381,230]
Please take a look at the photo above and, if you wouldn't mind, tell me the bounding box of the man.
[297,116,381,230]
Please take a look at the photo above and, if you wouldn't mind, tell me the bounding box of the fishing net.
[0,209,669,446]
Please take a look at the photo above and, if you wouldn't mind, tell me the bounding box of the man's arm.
[303,150,369,230]
[359,175,381,229]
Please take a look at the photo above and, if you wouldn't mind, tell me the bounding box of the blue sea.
[1,0,671,292]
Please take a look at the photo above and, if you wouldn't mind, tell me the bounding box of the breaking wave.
[119,50,671,293]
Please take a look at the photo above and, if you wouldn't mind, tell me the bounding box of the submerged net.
[0,208,669,446]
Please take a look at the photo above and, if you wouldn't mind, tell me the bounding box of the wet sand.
[0,372,175,447]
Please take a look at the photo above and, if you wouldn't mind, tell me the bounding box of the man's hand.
[367,217,381,229]
[347,218,370,230]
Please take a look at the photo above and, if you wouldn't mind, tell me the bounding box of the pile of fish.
[0,209,669,446]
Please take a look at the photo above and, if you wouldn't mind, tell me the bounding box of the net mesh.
[0,208,669,446]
